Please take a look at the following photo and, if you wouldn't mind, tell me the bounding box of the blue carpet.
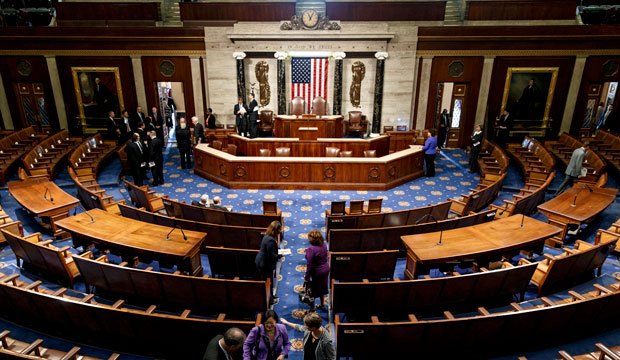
[0,134,619,359]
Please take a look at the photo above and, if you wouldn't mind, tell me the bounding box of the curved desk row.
[193,144,425,190]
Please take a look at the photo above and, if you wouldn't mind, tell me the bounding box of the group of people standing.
[234,94,260,138]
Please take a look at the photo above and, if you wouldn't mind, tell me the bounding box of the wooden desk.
[8,177,79,238]
[538,185,618,246]
[299,127,319,140]
[55,209,206,275]
[401,215,561,279]
[274,115,343,138]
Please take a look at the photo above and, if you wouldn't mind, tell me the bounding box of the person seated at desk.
[192,194,210,208]
[210,196,229,211]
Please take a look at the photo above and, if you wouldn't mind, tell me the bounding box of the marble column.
[372,52,388,134]
[201,55,210,112]
[474,56,495,137]
[415,56,433,131]
[45,56,68,130]
[560,55,588,135]
[275,52,287,115]
[190,56,204,122]
[233,52,247,104]
[131,56,148,112]
[332,52,346,116]
[0,72,13,130]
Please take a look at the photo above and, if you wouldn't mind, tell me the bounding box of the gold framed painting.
[71,67,124,123]
[500,67,559,121]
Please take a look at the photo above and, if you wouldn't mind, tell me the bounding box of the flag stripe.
[291,57,329,114]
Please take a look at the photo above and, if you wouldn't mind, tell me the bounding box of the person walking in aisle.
[281,312,335,360]
[242,310,291,360]
[469,124,483,173]
[255,221,283,305]
[422,128,438,177]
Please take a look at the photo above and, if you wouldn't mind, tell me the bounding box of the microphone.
[166,224,187,241]
[43,187,54,202]
[498,200,526,229]
[571,184,592,207]
[415,212,444,246]
[73,203,95,223]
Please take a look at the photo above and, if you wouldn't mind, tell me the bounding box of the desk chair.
[227,144,237,155]
[262,200,278,215]
[348,200,364,215]
[363,150,376,158]
[367,198,383,213]
[212,140,223,150]
[339,151,353,157]
[259,149,272,157]
[275,147,290,157]
[325,147,340,157]
[330,201,346,216]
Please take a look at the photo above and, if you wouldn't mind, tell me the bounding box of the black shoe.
[270,296,279,305]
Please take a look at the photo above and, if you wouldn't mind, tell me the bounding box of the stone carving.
[350,61,366,108]
[280,15,302,30]
[279,166,290,178]
[317,15,341,30]
[369,167,380,180]
[160,60,175,77]
[323,167,336,179]
[255,61,270,107]
[281,14,340,31]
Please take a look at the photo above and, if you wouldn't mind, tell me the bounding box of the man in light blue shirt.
[422,128,438,177]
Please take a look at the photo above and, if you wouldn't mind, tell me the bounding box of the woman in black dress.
[255,221,283,305]
[469,124,483,173]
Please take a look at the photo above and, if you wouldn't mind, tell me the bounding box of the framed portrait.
[500,67,559,121]
[71,67,124,123]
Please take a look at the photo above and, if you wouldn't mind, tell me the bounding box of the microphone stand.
[166,224,187,241]
[498,199,526,229]
[415,212,443,246]
[571,184,593,207]
[73,203,95,223]
[43,187,54,202]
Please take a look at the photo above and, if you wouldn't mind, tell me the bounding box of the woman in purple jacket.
[304,230,330,312]
[243,310,291,360]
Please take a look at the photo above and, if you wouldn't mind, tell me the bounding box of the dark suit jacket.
[131,112,145,131]
[497,114,512,137]
[149,137,163,164]
[124,141,142,169]
[176,127,192,151]
[234,103,248,124]
[205,114,216,129]
[210,204,228,211]
[106,117,119,141]
[248,100,259,122]
[137,128,148,144]
[191,200,208,207]
[194,123,205,144]
[151,112,164,137]
[202,335,242,360]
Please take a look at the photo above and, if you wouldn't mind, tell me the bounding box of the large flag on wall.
[291,57,329,114]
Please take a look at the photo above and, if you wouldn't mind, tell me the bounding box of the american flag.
[291,57,329,114]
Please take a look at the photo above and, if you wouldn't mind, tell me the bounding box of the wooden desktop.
[8,177,79,238]
[55,209,206,275]
[274,115,344,138]
[401,215,562,279]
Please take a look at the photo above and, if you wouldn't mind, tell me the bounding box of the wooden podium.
[298,127,319,140]
[274,115,344,138]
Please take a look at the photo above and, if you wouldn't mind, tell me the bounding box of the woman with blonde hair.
[304,229,330,312]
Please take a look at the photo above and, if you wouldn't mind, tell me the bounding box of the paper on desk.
[278,248,292,256]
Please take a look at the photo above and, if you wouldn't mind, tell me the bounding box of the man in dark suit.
[192,116,205,144]
[496,109,512,147]
[210,196,229,211]
[202,328,245,360]
[105,110,120,143]
[248,93,259,138]
[233,97,248,137]
[205,107,216,129]
[93,77,112,116]
[437,109,450,148]
[124,133,144,186]
[176,117,192,169]
[597,104,616,132]
[131,106,146,132]
[148,130,164,186]
[151,106,165,140]
[118,110,133,144]
[191,194,209,207]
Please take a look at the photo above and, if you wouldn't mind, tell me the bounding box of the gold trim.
[416,49,620,56]
[500,67,559,121]
[71,66,125,125]
[0,50,205,56]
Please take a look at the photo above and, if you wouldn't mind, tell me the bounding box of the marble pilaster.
[233,52,247,104]
[372,52,388,134]
[190,56,204,122]
[415,56,433,131]
[275,52,287,115]
[560,55,588,135]
[332,52,345,116]
[0,72,13,130]
[45,56,68,130]
[131,56,148,113]
[474,56,495,137]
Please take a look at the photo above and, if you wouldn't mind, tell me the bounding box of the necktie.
[125,119,131,132]
[137,142,143,154]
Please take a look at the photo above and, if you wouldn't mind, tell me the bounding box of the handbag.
[299,281,315,306]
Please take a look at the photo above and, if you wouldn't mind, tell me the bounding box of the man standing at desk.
[555,141,590,196]
[248,93,259,138]
[234,97,248,137]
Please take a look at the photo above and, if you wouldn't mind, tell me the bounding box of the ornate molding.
[234,166,246,178]
[274,51,287,60]
[332,52,346,60]
[280,15,340,31]
[416,49,620,57]
[232,51,247,60]
[0,50,206,57]
[374,52,389,60]
[279,166,290,178]
[368,167,380,180]
[219,164,227,176]
[323,167,336,179]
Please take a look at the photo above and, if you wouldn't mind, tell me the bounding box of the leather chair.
[262,200,278,215]
[348,200,364,215]
[339,151,353,157]
[275,147,291,157]
[396,125,407,131]
[367,198,383,213]
[291,97,305,116]
[383,126,394,133]
[227,144,237,155]
[345,111,367,137]
[325,147,340,157]
[212,140,223,150]
[259,149,272,157]
[259,110,274,136]
[215,124,224,129]
[363,150,376,158]
[226,124,236,130]
[330,201,346,216]
[312,96,327,116]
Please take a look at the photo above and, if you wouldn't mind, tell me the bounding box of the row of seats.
[545,132,606,182]
[478,138,509,176]
[490,171,554,218]
[506,136,556,184]
[334,279,620,357]
[0,205,23,246]
[329,250,398,281]
[583,129,620,175]
[123,179,166,212]
[22,130,82,179]
[557,342,620,360]
[0,126,48,184]
[326,198,383,216]
[204,246,260,279]
[245,147,377,158]
[0,274,258,359]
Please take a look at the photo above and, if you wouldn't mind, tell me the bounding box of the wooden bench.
[520,229,619,296]
[163,197,283,228]
[119,204,265,250]
[325,201,452,233]
[122,179,167,212]
[328,208,497,252]
[331,261,538,316]
[478,139,509,176]
[0,274,258,359]
[73,251,269,315]
[545,132,606,183]
[490,171,554,218]
[203,246,261,279]
[506,136,555,184]
[0,126,48,184]
[449,172,506,216]
[0,329,119,360]
[0,229,80,288]
[0,205,23,246]
[69,134,118,176]
[604,218,620,253]
[583,129,620,176]
[335,279,620,358]
[22,130,82,179]
[558,342,620,360]
[69,168,124,215]
[329,250,398,281]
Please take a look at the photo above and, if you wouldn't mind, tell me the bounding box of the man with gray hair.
[191,194,210,208]
[192,116,205,144]
[202,327,246,360]
[210,196,229,211]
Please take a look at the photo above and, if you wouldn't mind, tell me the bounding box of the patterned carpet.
[0,133,619,359]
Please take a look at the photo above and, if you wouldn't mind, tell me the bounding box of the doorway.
[13,82,52,132]
[434,82,467,148]
[155,81,186,142]
[580,81,617,136]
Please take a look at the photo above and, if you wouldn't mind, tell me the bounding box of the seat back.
[339,151,353,157]
[331,201,346,216]
[396,125,407,131]
[383,126,394,132]
[349,200,364,215]
[325,147,340,157]
[262,200,278,215]
[363,150,376,158]
[367,198,382,213]
[259,110,274,131]
[275,147,290,157]
[212,140,223,150]
[227,144,237,155]
[291,96,305,115]
[312,96,326,115]
[259,149,272,157]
